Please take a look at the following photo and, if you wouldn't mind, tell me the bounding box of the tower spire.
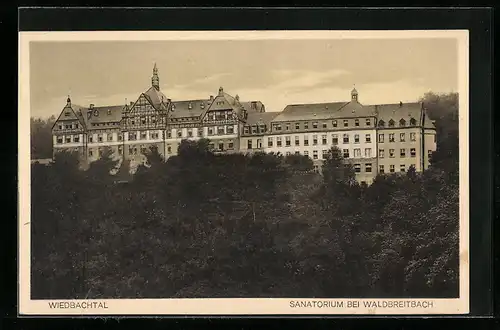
[152,63,160,90]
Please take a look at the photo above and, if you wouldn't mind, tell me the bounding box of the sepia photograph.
[19,30,469,315]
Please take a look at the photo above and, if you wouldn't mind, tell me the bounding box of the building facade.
[51,64,436,183]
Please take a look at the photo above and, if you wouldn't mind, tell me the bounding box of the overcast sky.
[29,38,458,118]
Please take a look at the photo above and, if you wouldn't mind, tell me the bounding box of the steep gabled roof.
[245,111,280,126]
[272,102,348,122]
[52,100,87,130]
[143,86,169,110]
[373,102,425,127]
[240,101,266,113]
[170,99,209,118]
[81,105,124,128]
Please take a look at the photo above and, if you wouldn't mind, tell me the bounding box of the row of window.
[379,148,417,158]
[243,125,267,135]
[379,164,416,173]
[272,118,373,132]
[167,125,235,139]
[266,133,374,147]
[56,135,81,144]
[379,132,417,143]
[379,118,418,128]
[57,123,80,130]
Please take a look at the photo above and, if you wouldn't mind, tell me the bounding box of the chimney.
[89,103,94,109]
[218,86,224,96]
[201,101,205,109]
[167,98,171,103]
[399,101,403,107]
[188,102,192,110]
[251,101,257,110]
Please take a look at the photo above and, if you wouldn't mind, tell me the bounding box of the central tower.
[152,63,160,90]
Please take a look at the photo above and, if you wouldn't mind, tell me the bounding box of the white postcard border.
[18,29,470,315]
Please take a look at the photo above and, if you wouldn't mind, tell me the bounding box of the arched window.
[399,119,406,127]
[378,120,385,127]
[388,119,395,127]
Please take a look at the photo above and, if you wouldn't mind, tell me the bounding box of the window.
[64,136,71,143]
[304,151,309,157]
[313,135,318,145]
[198,129,203,137]
[365,134,371,143]
[107,133,113,141]
[57,136,63,144]
[285,123,290,131]
[89,149,93,157]
[118,133,123,141]
[277,137,282,147]
[129,132,137,141]
[252,126,257,134]
[410,132,416,141]
[389,119,395,127]
[322,135,327,145]
[322,149,328,159]
[98,134,103,142]
[354,134,360,143]
[400,133,405,142]
[286,151,291,156]
[88,135,93,143]
[313,122,318,129]
[400,119,406,127]
[151,132,159,139]
[268,137,273,147]
[285,136,291,147]
[228,140,234,150]
[389,133,395,142]
[152,117,156,124]
[366,118,371,126]
[354,164,361,173]
[343,120,348,127]
[276,124,282,131]
[313,150,318,160]
[355,119,359,127]
[141,117,146,125]
[295,122,300,129]
[295,151,300,155]
[118,146,123,155]
[58,124,63,130]
[378,120,385,127]
[187,129,193,137]
[365,163,372,173]
[257,139,262,148]
[131,119,135,125]
[410,148,416,157]
[208,127,214,135]
[389,149,395,158]
[428,150,433,159]
[227,126,234,134]
[343,149,349,158]
[259,125,265,132]
[244,126,250,134]
[219,142,224,151]
[304,122,309,129]
[343,134,349,143]
[400,149,406,158]
[410,164,416,169]
[379,165,385,173]
[354,148,361,158]
[295,136,300,146]
[332,120,337,127]
[218,126,225,135]
[378,134,384,143]
[390,165,395,173]
[140,131,147,139]
[365,148,372,157]
[322,122,327,129]
[410,118,417,126]
[65,124,72,130]
[304,137,309,146]
[167,145,172,154]
[379,149,385,158]
[332,134,338,144]
[400,164,406,172]
[73,135,80,143]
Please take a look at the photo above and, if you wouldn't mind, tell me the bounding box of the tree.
[283,154,314,172]
[31,116,56,159]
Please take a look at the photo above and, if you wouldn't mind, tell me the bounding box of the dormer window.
[388,119,395,127]
[410,118,417,126]
[64,111,70,117]
[93,110,99,116]
[107,109,111,115]
[332,120,337,127]
[244,126,250,134]
[378,120,385,127]
[355,119,359,127]
[399,119,406,127]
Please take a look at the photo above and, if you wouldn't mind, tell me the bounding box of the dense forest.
[30,92,459,299]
